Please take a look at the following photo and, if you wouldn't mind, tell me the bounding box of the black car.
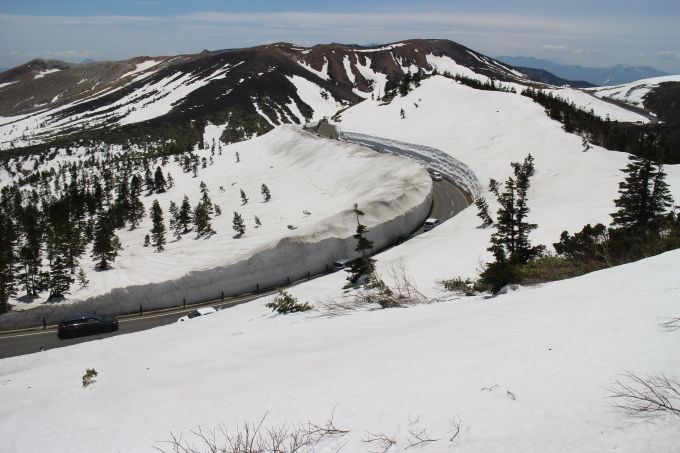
[57,313,119,339]
[396,233,413,245]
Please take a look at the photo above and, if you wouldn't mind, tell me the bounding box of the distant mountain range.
[495,56,670,86]
[514,67,596,88]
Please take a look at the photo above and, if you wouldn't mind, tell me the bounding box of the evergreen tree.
[345,203,375,286]
[232,211,246,236]
[475,196,493,225]
[214,204,222,216]
[150,200,166,252]
[254,215,262,227]
[166,172,174,189]
[400,108,405,119]
[76,267,89,290]
[611,154,674,231]
[48,255,74,299]
[194,202,216,237]
[480,156,544,293]
[168,201,182,241]
[240,189,249,204]
[235,151,240,163]
[127,196,145,229]
[144,167,154,194]
[199,181,213,214]
[91,212,122,270]
[143,234,150,247]
[154,166,167,192]
[178,195,193,233]
[261,184,271,202]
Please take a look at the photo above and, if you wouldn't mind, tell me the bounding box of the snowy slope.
[338,75,680,286]
[0,126,431,327]
[1,249,678,452]
[587,75,680,108]
[545,86,651,122]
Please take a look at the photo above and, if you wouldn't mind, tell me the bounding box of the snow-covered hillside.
[0,126,431,328]
[587,74,680,108]
[1,56,679,452]
[337,74,680,286]
[1,248,678,452]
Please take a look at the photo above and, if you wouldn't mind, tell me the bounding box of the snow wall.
[0,134,432,328]
[341,131,483,198]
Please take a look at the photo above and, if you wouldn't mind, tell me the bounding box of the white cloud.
[540,44,569,52]
[657,50,680,60]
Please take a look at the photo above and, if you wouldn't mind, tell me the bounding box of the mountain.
[0,39,531,153]
[81,58,96,63]
[515,67,596,88]
[495,55,671,86]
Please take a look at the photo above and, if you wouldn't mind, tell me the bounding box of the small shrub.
[439,277,481,296]
[82,368,98,388]
[266,289,312,314]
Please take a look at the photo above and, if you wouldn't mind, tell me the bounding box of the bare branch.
[607,370,680,417]
[481,384,498,392]
[447,416,463,441]
[659,317,680,332]
[360,432,397,453]
[507,391,516,400]
[406,426,439,449]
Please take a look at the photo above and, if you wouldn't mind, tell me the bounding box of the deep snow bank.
[341,131,483,197]
[0,126,431,328]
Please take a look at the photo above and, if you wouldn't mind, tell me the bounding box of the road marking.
[451,201,455,207]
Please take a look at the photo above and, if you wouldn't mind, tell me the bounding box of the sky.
[1,0,679,73]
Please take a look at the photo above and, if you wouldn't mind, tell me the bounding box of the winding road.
[0,132,471,360]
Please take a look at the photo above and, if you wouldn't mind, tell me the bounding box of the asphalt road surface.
[0,145,470,360]
[0,293,271,360]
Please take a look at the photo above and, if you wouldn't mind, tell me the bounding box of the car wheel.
[69,330,78,338]
[104,325,112,333]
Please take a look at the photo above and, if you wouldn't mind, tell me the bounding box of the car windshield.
[187,311,201,319]
[92,314,104,321]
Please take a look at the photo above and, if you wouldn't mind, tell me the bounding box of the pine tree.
[166,172,174,189]
[178,195,193,233]
[144,234,150,247]
[254,215,262,227]
[145,167,154,194]
[150,200,166,252]
[240,189,249,204]
[168,201,182,240]
[199,181,213,215]
[233,211,246,236]
[475,196,493,225]
[154,166,167,192]
[194,202,216,237]
[91,212,122,270]
[76,267,89,290]
[261,184,271,202]
[235,152,240,163]
[611,154,674,231]
[345,203,375,286]
[400,108,405,119]
[214,204,222,216]
[48,255,74,299]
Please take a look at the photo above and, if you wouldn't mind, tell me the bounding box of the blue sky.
[1,0,679,73]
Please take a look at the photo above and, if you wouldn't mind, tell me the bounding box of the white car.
[177,306,217,322]
[423,218,442,231]
[431,171,443,181]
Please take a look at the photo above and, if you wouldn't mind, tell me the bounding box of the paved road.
[580,89,658,124]
[0,136,470,360]
[0,292,271,360]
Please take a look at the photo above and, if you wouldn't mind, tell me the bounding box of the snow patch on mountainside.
[287,75,345,120]
[546,87,651,122]
[587,74,680,108]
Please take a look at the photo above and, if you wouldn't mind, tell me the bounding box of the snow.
[0,125,431,328]
[1,248,678,452]
[33,68,61,79]
[296,57,330,81]
[355,43,407,52]
[124,59,161,78]
[426,55,490,82]
[1,64,679,452]
[287,75,344,121]
[587,75,680,108]
[546,87,651,123]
